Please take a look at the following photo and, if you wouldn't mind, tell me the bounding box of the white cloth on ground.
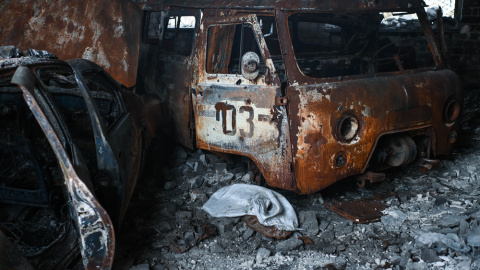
[202,184,298,231]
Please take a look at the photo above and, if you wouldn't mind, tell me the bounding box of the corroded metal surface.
[193,14,295,190]
[1,49,158,268]
[135,0,426,12]
[242,215,293,239]
[138,3,463,194]
[356,172,386,189]
[11,66,115,269]
[137,9,200,148]
[284,70,461,194]
[323,194,393,224]
[274,9,462,194]
[67,58,158,226]
[0,0,142,87]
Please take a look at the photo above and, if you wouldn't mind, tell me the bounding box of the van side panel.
[287,70,462,194]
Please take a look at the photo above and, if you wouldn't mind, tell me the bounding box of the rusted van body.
[137,0,462,194]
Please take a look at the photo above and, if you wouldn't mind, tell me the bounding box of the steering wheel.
[372,38,416,70]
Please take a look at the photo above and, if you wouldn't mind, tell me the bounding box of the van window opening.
[206,23,263,74]
[163,15,196,56]
[288,13,435,79]
[257,16,287,84]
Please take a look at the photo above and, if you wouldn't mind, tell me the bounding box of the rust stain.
[0,0,142,87]
[242,215,293,239]
[135,1,463,195]
[323,193,395,224]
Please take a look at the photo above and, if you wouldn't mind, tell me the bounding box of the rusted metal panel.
[387,106,431,129]
[193,14,295,190]
[243,215,292,239]
[417,8,446,68]
[271,10,463,194]
[323,193,395,224]
[0,0,142,87]
[284,70,461,194]
[137,3,462,195]
[138,9,200,148]
[135,0,425,12]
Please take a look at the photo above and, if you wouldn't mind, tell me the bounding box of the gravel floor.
[115,90,480,270]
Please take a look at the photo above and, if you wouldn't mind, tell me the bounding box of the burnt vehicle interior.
[0,75,71,263]
[257,13,433,81]
[206,23,264,75]
[0,61,126,268]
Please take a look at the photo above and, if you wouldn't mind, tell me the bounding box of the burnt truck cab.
[137,0,462,194]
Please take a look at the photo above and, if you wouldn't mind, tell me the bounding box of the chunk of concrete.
[210,242,225,253]
[276,236,303,253]
[438,215,468,228]
[420,247,440,263]
[298,211,319,235]
[467,225,480,247]
[256,247,271,263]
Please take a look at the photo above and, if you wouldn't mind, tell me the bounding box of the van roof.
[136,0,426,12]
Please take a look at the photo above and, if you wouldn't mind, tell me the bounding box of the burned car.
[137,0,462,194]
[0,47,160,269]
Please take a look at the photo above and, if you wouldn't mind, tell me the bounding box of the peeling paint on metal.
[0,0,142,87]
[135,1,462,195]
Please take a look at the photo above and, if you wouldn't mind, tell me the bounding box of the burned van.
[137,0,462,194]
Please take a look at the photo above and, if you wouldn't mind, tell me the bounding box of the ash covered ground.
[115,90,480,270]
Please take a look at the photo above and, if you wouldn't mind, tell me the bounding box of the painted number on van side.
[215,102,254,138]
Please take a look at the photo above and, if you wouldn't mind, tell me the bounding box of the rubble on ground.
[116,90,480,269]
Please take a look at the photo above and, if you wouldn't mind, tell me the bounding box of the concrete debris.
[437,215,469,228]
[467,225,480,247]
[421,247,441,263]
[209,218,237,236]
[298,211,319,235]
[240,172,253,183]
[416,232,470,253]
[275,234,304,253]
[129,264,150,270]
[243,227,255,239]
[214,163,227,174]
[209,242,225,253]
[189,189,207,203]
[255,247,271,263]
[188,176,204,189]
[381,208,407,231]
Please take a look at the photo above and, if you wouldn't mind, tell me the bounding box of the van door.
[193,14,295,190]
